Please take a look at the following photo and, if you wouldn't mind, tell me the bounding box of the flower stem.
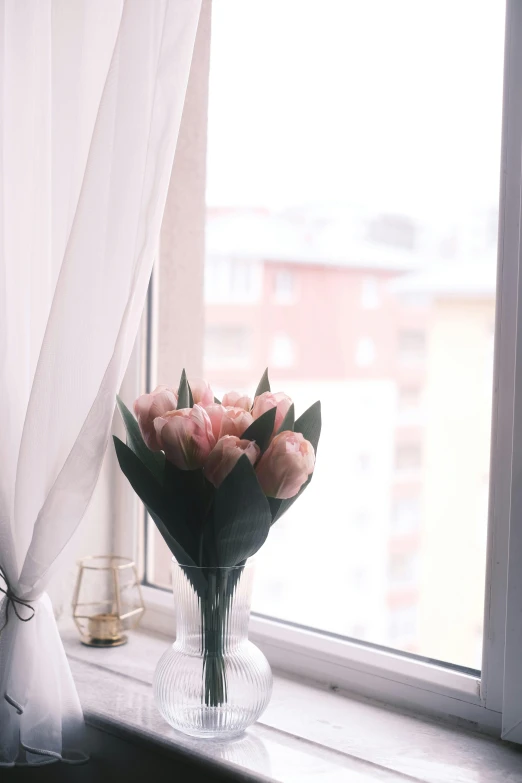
[202,570,228,707]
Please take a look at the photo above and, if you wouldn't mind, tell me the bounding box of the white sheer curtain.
[0,0,201,766]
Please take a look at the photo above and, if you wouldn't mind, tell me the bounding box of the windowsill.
[59,623,522,782]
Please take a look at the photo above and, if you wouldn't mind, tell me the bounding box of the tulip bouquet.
[113,368,320,706]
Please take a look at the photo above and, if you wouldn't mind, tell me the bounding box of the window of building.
[273,269,296,304]
[391,496,422,536]
[397,386,423,425]
[398,386,422,413]
[388,552,420,590]
[389,605,418,645]
[395,443,422,473]
[205,256,262,303]
[270,333,295,368]
[398,330,426,365]
[355,336,376,366]
[361,276,381,309]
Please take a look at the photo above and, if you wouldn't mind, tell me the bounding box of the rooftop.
[205,207,498,297]
[206,208,422,272]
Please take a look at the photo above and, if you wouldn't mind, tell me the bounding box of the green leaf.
[211,455,272,566]
[294,400,321,453]
[267,497,282,520]
[145,506,207,594]
[177,368,194,409]
[214,396,222,404]
[116,396,165,482]
[254,368,270,399]
[113,436,199,566]
[277,403,295,434]
[240,407,276,453]
[164,461,211,540]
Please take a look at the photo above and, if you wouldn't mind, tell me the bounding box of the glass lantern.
[72,556,145,647]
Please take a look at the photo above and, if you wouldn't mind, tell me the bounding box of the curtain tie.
[0,566,35,635]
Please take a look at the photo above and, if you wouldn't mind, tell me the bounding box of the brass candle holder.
[72,556,145,647]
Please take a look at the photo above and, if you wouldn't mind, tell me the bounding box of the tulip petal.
[116,396,165,482]
[277,403,295,434]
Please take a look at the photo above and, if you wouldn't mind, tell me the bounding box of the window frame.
[114,0,522,738]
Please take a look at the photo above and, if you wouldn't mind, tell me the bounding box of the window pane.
[273,270,296,304]
[152,0,505,670]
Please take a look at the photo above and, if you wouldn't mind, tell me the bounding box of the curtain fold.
[0,0,201,765]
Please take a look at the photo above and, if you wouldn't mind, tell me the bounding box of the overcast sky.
[206,0,505,220]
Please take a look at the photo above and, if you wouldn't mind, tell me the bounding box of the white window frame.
[113,0,522,739]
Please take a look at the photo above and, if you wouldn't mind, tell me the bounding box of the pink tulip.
[252,391,293,434]
[204,404,254,440]
[222,391,252,411]
[205,403,226,441]
[154,404,216,470]
[133,385,178,451]
[204,436,260,488]
[220,407,254,438]
[189,378,214,407]
[255,431,315,499]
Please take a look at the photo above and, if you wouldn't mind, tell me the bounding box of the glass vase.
[153,559,272,739]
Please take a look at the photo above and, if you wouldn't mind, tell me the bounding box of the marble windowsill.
[60,624,522,783]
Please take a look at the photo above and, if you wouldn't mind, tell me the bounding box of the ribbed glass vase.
[153,559,272,739]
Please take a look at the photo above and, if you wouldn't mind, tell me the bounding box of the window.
[273,269,296,304]
[391,496,421,536]
[398,386,421,413]
[355,337,376,366]
[398,330,426,365]
[131,0,522,739]
[389,606,418,646]
[395,443,422,473]
[397,386,423,425]
[388,551,420,590]
[361,276,381,309]
[205,256,262,303]
[270,333,295,368]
